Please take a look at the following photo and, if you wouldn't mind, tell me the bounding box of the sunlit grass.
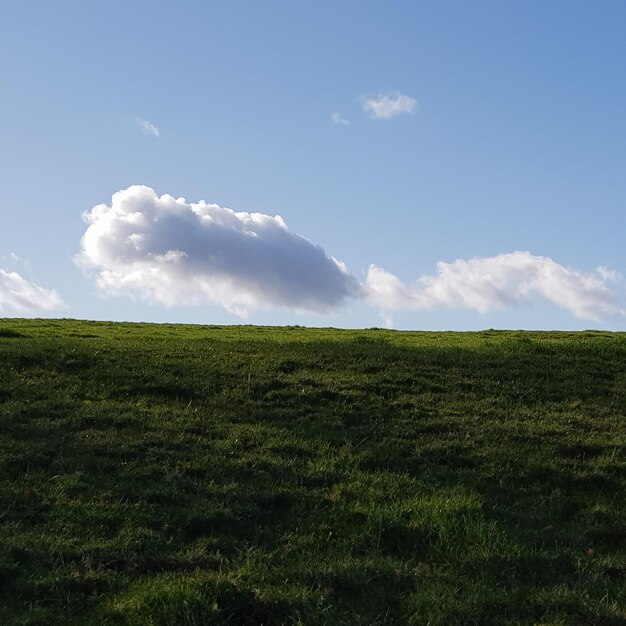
[0,319,624,624]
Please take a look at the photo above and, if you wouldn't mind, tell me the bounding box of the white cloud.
[74,187,625,324]
[76,186,359,316]
[135,118,160,137]
[0,268,64,313]
[331,112,350,126]
[361,91,417,119]
[365,252,623,321]
[1,252,29,267]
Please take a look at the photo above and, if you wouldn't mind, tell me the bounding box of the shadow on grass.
[1,329,625,625]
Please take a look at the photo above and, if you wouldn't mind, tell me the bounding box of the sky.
[1,0,625,330]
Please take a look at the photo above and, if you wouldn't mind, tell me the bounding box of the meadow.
[0,319,624,625]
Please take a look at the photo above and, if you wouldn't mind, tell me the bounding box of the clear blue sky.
[1,1,625,329]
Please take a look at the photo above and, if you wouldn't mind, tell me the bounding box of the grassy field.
[0,319,624,625]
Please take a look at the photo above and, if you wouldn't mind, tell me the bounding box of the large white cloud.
[76,186,359,315]
[0,268,64,313]
[75,187,625,323]
[365,252,623,321]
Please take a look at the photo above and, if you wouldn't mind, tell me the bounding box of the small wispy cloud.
[331,112,350,126]
[2,252,28,267]
[0,268,64,313]
[361,91,418,120]
[5,252,31,269]
[134,117,160,138]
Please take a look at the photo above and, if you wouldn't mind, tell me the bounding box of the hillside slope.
[0,320,625,625]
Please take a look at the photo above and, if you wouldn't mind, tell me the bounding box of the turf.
[0,319,624,625]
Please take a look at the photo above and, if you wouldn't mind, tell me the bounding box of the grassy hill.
[0,319,624,625]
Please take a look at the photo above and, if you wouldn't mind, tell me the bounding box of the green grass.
[0,319,624,625]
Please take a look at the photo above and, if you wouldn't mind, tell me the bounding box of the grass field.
[0,319,624,625]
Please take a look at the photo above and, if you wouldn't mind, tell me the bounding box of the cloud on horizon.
[135,118,160,137]
[0,268,64,313]
[365,252,623,321]
[76,187,624,323]
[361,91,417,119]
[76,186,359,316]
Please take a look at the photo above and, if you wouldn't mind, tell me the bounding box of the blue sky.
[1,1,625,329]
